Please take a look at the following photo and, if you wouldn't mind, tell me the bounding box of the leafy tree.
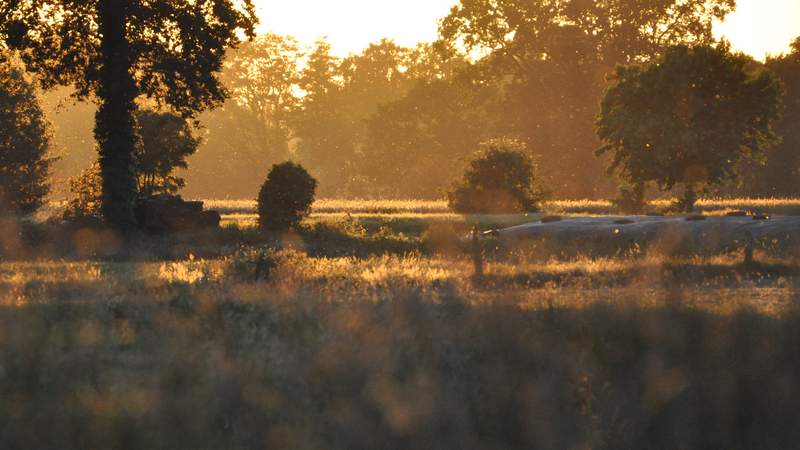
[0,55,53,215]
[1,0,256,230]
[742,37,800,196]
[64,161,102,220]
[136,110,200,196]
[438,0,736,197]
[448,139,546,214]
[258,161,317,232]
[363,70,499,198]
[597,44,783,211]
[187,33,300,198]
[292,39,417,196]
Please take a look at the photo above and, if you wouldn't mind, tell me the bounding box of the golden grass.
[206,197,800,219]
[0,253,793,316]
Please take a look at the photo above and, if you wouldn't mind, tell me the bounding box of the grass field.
[204,197,800,228]
[5,198,800,448]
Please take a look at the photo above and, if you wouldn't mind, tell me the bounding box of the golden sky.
[253,0,800,60]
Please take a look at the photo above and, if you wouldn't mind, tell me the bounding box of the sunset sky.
[253,0,800,60]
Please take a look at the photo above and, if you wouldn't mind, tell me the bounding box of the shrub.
[64,162,103,220]
[447,138,546,214]
[257,161,317,231]
[0,56,54,215]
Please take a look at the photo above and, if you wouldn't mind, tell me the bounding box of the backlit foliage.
[448,139,546,214]
[0,55,53,215]
[597,44,783,211]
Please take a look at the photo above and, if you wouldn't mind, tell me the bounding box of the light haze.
[254,0,800,59]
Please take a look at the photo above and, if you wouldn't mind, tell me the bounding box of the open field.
[2,248,800,448]
[202,197,800,228]
[6,199,800,448]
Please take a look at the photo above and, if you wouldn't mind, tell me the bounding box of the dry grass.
[2,250,800,449]
[207,197,800,228]
[6,200,800,448]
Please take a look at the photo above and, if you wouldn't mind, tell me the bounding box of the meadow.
[206,197,800,228]
[4,198,800,449]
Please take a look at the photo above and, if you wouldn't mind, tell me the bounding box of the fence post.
[743,230,754,267]
[471,226,483,280]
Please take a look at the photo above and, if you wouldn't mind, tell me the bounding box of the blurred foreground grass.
[8,199,800,448]
[2,250,800,449]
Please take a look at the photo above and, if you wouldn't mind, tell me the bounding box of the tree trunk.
[95,0,138,232]
[682,185,697,212]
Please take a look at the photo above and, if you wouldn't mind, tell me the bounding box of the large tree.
[596,44,783,211]
[0,0,256,230]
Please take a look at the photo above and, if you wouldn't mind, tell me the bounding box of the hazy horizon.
[253,0,800,60]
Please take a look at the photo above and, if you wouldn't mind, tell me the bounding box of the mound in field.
[491,215,799,254]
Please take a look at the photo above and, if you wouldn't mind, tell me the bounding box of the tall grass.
[206,197,800,228]
[0,253,799,449]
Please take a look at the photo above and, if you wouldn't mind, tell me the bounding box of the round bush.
[258,161,317,231]
[447,139,546,214]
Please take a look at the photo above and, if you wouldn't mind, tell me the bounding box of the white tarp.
[492,215,799,252]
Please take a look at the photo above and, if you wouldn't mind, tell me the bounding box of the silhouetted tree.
[439,0,736,197]
[291,39,417,196]
[1,0,256,230]
[363,67,499,198]
[188,33,300,198]
[0,55,53,215]
[448,138,546,214]
[136,110,200,196]
[597,44,783,211]
[743,37,800,196]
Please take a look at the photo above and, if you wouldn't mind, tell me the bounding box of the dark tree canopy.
[743,37,800,196]
[258,161,317,232]
[1,0,256,115]
[597,44,783,210]
[448,138,546,214]
[136,110,200,196]
[0,0,256,230]
[0,55,53,215]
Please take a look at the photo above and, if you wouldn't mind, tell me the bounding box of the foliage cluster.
[1,0,257,229]
[448,139,546,214]
[135,110,200,196]
[597,44,783,211]
[64,110,200,220]
[0,56,53,215]
[183,0,735,199]
[257,161,317,232]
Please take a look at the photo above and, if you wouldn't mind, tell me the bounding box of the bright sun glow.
[253,0,800,59]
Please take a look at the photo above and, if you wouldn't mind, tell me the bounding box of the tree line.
[0,0,798,230]
[189,0,799,200]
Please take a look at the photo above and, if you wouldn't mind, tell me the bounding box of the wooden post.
[471,226,483,279]
[253,254,266,281]
[743,230,754,267]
